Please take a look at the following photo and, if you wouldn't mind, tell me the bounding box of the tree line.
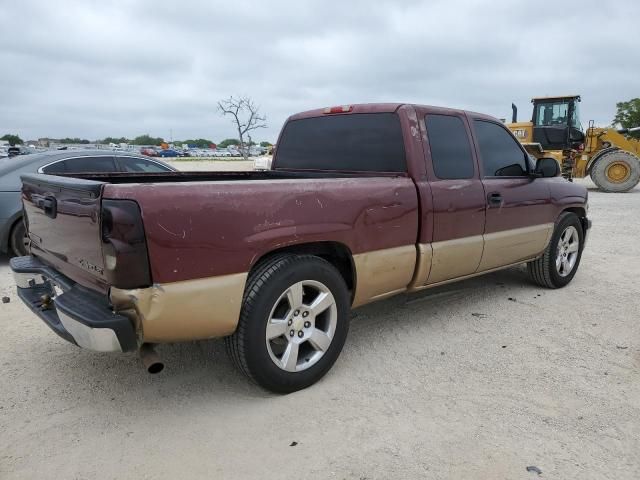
[1,133,273,148]
[6,97,635,149]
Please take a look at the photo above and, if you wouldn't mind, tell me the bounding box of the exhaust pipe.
[617,126,640,134]
[511,103,518,123]
[139,343,164,374]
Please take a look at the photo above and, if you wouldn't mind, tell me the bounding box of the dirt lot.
[1,175,639,480]
[168,159,255,171]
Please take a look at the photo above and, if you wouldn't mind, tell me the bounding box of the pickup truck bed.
[12,103,590,393]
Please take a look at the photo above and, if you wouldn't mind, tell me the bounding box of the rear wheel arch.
[249,241,356,297]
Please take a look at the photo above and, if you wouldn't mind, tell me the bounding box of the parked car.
[0,150,175,256]
[11,103,590,393]
[157,149,180,158]
[139,147,159,157]
[253,156,272,170]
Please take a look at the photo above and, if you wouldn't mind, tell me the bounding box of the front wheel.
[527,212,584,288]
[226,254,350,393]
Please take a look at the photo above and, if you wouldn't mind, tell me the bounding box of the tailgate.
[21,173,109,292]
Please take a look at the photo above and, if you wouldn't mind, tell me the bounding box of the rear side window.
[118,157,171,172]
[474,120,528,177]
[275,113,406,172]
[425,114,475,179]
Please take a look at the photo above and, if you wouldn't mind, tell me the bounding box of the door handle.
[487,192,502,207]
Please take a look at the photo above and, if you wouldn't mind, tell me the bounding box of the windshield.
[535,101,570,126]
[534,99,581,129]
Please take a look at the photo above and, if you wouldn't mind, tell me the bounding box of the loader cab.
[531,95,585,150]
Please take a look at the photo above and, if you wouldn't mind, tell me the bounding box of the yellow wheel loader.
[507,95,640,192]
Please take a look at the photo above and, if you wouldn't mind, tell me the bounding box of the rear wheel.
[590,151,640,192]
[9,219,28,257]
[527,212,584,288]
[226,254,350,393]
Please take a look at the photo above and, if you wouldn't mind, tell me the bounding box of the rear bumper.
[10,256,137,352]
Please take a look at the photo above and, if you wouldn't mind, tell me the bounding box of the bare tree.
[217,96,267,160]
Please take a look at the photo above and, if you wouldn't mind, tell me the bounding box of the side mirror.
[535,157,560,178]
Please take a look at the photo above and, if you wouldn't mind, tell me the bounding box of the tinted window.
[425,114,474,179]
[49,156,117,173]
[41,161,67,174]
[118,157,171,172]
[276,113,406,172]
[474,121,528,177]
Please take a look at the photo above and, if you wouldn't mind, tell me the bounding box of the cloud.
[1,0,638,142]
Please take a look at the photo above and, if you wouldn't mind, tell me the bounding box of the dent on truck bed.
[110,272,248,342]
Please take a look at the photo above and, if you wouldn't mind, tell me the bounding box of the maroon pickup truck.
[11,103,590,393]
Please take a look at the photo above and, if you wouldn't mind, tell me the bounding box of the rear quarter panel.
[103,177,419,284]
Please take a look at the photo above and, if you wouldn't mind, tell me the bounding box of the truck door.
[413,108,486,286]
[470,117,555,271]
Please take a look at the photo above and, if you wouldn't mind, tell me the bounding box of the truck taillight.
[101,199,151,288]
[323,105,353,114]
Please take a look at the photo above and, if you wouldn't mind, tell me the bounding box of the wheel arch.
[249,241,356,296]
[560,207,588,236]
[1,212,23,254]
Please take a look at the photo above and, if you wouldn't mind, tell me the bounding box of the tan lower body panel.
[352,245,417,307]
[426,235,484,285]
[478,223,553,272]
[110,272,248,343]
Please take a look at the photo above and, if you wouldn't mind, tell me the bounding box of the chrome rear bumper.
[10,256,137,352]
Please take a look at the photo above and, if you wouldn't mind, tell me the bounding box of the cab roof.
[531,95,581,101]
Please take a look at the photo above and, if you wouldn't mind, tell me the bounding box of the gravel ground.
[0,177,639,480]
[168,159,255,171]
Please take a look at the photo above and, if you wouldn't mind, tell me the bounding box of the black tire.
[590,151,640,192]
[9,219,28,257]
[225,254,350,393]
[527,212,584,289]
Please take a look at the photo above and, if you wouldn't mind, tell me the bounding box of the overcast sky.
[1,0,638,143]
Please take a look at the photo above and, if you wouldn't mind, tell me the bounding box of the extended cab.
[11,103,590,393]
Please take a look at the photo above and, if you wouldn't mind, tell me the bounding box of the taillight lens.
[101,199,151,288]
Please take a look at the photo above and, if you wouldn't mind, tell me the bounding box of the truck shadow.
[11,264,538,408]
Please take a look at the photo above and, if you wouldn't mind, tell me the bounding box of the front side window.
[41,161,67,174]
[61,156,117,172]
[425,114,475,179]
[275,113,406,172]
[474,120,528,177]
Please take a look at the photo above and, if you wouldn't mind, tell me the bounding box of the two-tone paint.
[20,103,589,347]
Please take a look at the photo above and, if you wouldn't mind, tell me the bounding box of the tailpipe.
[139,343,164,374]
[617,126,640,134]
[511,103,518,123]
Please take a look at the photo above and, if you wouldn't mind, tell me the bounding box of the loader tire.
[590,150,640,192]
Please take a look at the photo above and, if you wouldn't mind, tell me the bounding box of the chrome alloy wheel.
[556,226,580,277]
[265,280,337,372]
